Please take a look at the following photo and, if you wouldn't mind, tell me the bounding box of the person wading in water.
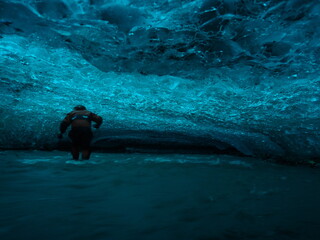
[58,105,103,160]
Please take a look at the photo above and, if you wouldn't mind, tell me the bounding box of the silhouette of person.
[58,105,103,160]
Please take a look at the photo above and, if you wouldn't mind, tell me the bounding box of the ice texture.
[0,0,319,160]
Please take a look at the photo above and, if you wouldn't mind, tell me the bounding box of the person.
[58,105,103,160]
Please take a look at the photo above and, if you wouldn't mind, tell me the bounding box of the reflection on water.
[0,150,320,240]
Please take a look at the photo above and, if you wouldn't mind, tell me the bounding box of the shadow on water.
[0,150,320,240]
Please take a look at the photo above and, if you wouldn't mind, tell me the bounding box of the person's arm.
[58,113,72,138]
[90,112,103,128]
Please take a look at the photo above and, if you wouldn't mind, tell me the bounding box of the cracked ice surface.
[0,0,320,160]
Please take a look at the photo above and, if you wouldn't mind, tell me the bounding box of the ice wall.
[0,0,319,160]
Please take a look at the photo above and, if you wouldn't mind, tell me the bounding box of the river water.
[0,150,319,240]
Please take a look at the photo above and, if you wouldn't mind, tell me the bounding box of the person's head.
[74,105,86,111]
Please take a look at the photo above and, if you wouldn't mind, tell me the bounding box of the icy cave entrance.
[1,0,320,162]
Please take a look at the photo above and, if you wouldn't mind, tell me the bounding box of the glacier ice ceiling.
[0,0,320,160]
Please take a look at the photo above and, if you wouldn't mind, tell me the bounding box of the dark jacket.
[60,110,103,133]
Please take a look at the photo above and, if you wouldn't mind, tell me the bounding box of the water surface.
[0,151,319,240]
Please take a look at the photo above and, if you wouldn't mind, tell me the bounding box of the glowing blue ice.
[0,0,319,160]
